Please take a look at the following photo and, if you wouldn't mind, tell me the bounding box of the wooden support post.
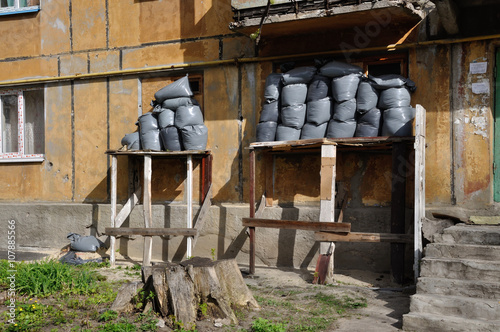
[249,149,256,275]
[143,155,153,266]
[414,105,426,282]
[110,155,117,266]
[186,154,193,258]
[391,142,407,284]
[264,153,273,207]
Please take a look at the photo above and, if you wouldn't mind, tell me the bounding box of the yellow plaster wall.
[71,0,107,52]
[40,0,71,55]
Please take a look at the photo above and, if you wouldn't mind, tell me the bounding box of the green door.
[494,49,500,201]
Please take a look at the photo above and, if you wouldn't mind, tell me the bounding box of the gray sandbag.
[264,73,283,102]
[153,75,193,104]
[138,112,162,150]
[333,98,356,122]
[158,108,175,128]
[307,75,330,102]
[259,101,279,123]
[306,97,332,125]
[280,104,306,129]
[382,107,415,136]
[67,233,104,252]
[175,105,204,128]
[355,108,381,137]
[370,74,417,92]
[320,60,363,78]
[60,251,103,266]
[161,97,198,110]
[300,122,328,139]
[160,126,183,151]
[276,125,301,141]
[121,132,140,150]
[356,80,379,112]
[378,87,411,109]
[282,66,317,85]
[181,124,208,150]
[256,121,277,142]
[331,73,361,102]
[326,119,357,138]
[281,83,307,107]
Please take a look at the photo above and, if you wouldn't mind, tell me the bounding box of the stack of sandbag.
[138,112,162,150]
[354,77,381,137]
[320,61,363,138]
[256,73,282,142]
[300,75,331,139]
[370,74,416,136]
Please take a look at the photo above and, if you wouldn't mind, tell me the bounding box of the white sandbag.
[175,105,204,128]
[370,74,417,92]
[320,60,363,78]
[306,97,332,125]
[280,104,306,129]
[282,66,317,85]
[160,126,183,151]
[158,108,175,128]
[307,75,330,102]
[378,87,411,109]
[276,125,301,141]
[161,97,198,110]
[264,73,283,102]
[356,80,379,112]
[153,75,193,104]
[138,112,161,150]
[326,119,357,138]
[259,101,279,123]
[331,74,361,102]
[333,98,356,122]
[256,121,277,142]
[382,107,415,136]
[121,132,140,150]
[300,122,328,139]
[181,124,208,150]
[355,108,381,137]
[281,83,307,107]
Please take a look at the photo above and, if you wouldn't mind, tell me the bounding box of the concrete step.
[420,257,500,282]
[434,224,500,245]
[403,312,500,332]
[417,277,500,300]
[425,242,500,261]
[409,294,500,321]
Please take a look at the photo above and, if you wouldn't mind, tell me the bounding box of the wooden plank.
[186,154,193,258]
[249,149,256,275]
[105,227,197,237]
[114,186,141,228]
[110,155,117,266]
[319,144,336,258]
[242,218,351,232]
[414,104,426,281]
[106,149,211,156]
[264,153,273,207]
[249,137,415,150]
[191,184,213,249]
[391,142,407,284]
[315,232,414,243]
[143,155,153,266]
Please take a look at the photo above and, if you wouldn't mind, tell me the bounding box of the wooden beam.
[186,154,193,258]
[143,155,153,266]
[242,218,351,233]
[414,104,426,281]
[191,184,213,249]
[105,227,197,237]
[114,186,142,228]
[110,155,117,266]
[249,149,256,275]
[264,153,274,207]
[315,232,413,243]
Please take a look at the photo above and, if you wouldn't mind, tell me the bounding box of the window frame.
[0,87,45,163]
[0,0,40,16]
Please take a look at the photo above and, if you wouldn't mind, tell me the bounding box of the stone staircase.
[403,224,500,332]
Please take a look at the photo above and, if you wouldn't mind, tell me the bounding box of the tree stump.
[140,257,259,329]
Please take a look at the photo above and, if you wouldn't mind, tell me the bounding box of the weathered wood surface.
[105,227,197,237]
[315,232,414,243]
[242,218,351,232]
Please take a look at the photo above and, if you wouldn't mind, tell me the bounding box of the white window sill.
[0,154,44,163]
[0,5,40,16]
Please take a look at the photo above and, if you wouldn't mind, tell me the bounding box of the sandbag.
[121,132,140,150]
[153,75,193,104]
[276,125,301,141]
[67,233,104,252]
[280,104,306,129]
[307,75,330,102]
[181,125,208,150]
[331,74,361,102]
[256,121,277,142]
[320,60,363,78]
[306,97,332,125]
[139,112,162,150]
[381,107,415,137]
[175,105,204,128]
[281,83,307,107]
[161,97,198,110]
[355,108,381,137]
[333,98,356,122]
[158,108,175,128]
[282,66,317,85]
[356,80,379,112]
[264,73,283,102]
[370,74,417,92]
[259,101,279,123]
[326,119,357,138]
[300,122,328,139]
[378,87,411,109]
[160,126,183,151]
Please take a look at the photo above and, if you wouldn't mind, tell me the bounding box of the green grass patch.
[251,318,287,332]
